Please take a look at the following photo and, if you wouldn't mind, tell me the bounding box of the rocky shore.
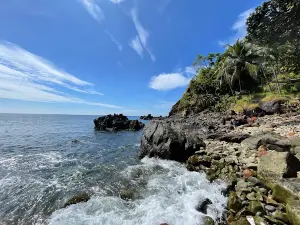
[139,111,300,225]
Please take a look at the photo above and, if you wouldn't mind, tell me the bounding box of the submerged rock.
[195,198,213,214]
[204,216,215,225]
[94,114,144,131]
[64,192,90,208]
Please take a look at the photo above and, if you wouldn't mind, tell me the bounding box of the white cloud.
[80,0,105,23]
[149,73,191,91]
[218,7,255,46]
[0,41,121,109]
[130,36,144,58]
[149,66,195,91]
[130,9,155,62]
[110,0,125,4]
[105,30,123,51]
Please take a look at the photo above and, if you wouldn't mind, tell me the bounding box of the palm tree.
[217,40,261,93]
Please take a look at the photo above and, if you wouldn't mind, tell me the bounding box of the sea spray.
[48,157,227,225]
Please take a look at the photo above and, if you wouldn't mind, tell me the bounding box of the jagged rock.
[139,121,205,161]
[210,133,250,143]
[195,198,212,214]
[265,204,276,212]
[286,200,300,225]
[120,189,136,200]
[94,114,144,131]
[259,100,284,115]
[64,192,90,208]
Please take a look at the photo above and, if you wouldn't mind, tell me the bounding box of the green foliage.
[246,0,300,46]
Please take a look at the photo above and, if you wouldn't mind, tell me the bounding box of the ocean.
[0,114,226,225]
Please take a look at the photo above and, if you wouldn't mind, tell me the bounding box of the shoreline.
[139,112,300,225]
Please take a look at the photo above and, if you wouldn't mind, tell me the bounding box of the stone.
[203,216,215,225]
[272,210,289,224]
[259,100,284,115]
[94,114,144,131]
[241,133,291,151]
[248,201,264,215]
[229,217,250,225]
[246,192,256,201]
[253,216,268,225]
[218,133,250,143]
[265,204,276,212]
[257,151,300,186]
[195,198,213,214]
[272,178,300,204]
[120,189,135,200]
[64,192,90,208]
[247,177,262,186]
[139,121,206,161]
[228,192,243,212]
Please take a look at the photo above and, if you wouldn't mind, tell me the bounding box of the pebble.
[265,204,276,212]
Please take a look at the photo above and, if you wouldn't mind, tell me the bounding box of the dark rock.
[195,198,213,214]
[94,114,144,131]
[228,192,243,213]
[218,134,250,143]
[139,120,206,161]
[140,114,153,120]
[260,100,284,115]
[120,189,135,200]
[64,192,90,208]
[71,139,80,143]
[272,210,289,224]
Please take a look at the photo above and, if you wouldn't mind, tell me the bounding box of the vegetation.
[170,0,300,115]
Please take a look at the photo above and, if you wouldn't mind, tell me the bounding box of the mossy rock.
[229,217,250,225]
[272,182,299,204]
[228,192,243,212]
[64,192,90,208]
[286,200,300,225]
[204,216,215,225]
[120,189,135,200]
[187,155,202,166]
[248,200,264,215]
[272,210,289,224]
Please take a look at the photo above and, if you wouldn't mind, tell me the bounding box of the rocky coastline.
[139,110,300,225]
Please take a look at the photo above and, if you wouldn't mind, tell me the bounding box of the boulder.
[287,200,300,225]
[195,198,212,214]
[241,133,291,151]
[258,152,300,186]
[272,178,300,204]
[228,192,243,213]
[259,100,284,115]
[139,121,205,161]
[204,216,215,225]
[94,114,144,131]
[64,192,90,208]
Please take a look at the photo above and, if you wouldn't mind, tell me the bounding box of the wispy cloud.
[110,0,125,4]
[105,30,123,51]
[80,0,105,23]
[218,7,255,46]
[0,41,121,108]
[149,66,195,91]
[129,9,156,62]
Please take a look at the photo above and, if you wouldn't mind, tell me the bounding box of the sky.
[0,0,263,116]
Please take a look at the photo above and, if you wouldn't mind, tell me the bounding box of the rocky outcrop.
[94,114,144,131]
[64,193,90,208]
[139,120,206,161]
[260,100,284,115]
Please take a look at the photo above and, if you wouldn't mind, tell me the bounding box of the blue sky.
[0,0,262,116]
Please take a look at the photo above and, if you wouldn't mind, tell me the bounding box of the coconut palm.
[217,40,261,93]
